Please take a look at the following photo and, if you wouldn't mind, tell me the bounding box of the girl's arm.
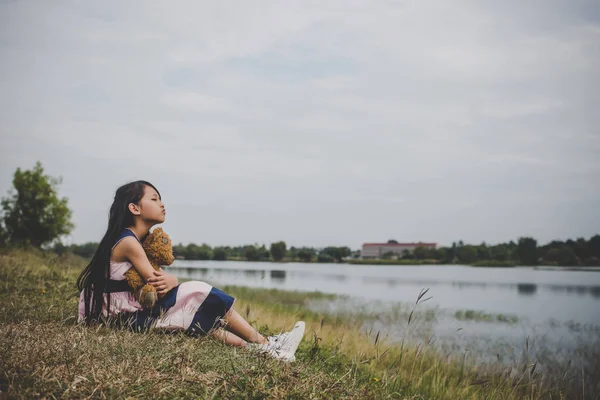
[119,238,178,296]
[120,237,158,282]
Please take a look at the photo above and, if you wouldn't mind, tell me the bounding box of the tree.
[321,246,351,262]
[70,242,99,258]
[545,246,577,266]
[213,247,227,261]
[257,245,270,261]
[244,245,260,261]
[413,246,429,260]
[488,244,507,261]
[288,246,298,260]
[317,252,333,263]
[196,244,213,260]
[517,237,538,265]
[458,245,478,264]
[589,235,600,259]
[270,241,287,262]
[477,242,491,260]
[1,162,74,247]
[297,248,314,262]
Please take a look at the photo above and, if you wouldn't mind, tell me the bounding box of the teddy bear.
[124,227,175,309]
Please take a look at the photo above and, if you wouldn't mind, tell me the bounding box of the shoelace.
[267,332,292,350]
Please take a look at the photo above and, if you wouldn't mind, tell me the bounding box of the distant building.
[361,241,437,259]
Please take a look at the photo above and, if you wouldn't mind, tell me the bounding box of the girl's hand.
[147,270,179,297]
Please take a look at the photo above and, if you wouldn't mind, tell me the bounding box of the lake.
[169,260,600,370]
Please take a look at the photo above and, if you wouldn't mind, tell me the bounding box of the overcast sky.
[1,1,599,249]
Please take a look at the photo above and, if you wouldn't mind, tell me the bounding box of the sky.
[0,0,599,249]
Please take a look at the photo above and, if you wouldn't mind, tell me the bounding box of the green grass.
[0,248,582,399]
[454,310,519,324]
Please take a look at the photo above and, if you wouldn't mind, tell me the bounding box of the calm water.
[169,260,600,367]
[169,260,600,324]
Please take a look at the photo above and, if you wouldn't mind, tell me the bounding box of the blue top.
[112,228,142,249]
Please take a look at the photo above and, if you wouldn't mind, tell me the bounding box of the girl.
[76,180,304,362]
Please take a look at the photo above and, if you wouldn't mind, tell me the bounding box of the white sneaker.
[267,321,305,355]
[247,321,305,362]
[266,331,292,349]
[246,341,296,362]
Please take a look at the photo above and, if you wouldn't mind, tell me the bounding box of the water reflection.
[517,283,537,296]
[270,270,286,282]
[322,273,348,282]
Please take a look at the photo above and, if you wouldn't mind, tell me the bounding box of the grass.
[454,310,519,324]
[0,248,590,399]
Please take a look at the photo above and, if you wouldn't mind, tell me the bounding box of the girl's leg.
[222,308,267,344]
[209,328,248,347]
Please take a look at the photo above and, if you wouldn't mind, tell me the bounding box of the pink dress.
[78,260,236,334]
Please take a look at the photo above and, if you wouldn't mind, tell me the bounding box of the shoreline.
[173,257,600,269]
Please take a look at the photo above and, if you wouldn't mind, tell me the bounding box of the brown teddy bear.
[124,227,175,308]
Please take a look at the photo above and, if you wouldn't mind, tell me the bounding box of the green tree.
[317,252,333,263]
[545,246,577,266]
[257,245,270,261]
[173,243,186,259]
[589,235,600,258]
[297,248,314,262]
[270,241,287,262]
[213,247,227,261]
[572,237,588,261]
[490,245,508,261]
[1,162,74,247]
[433,247,446,261]
[196,244,213,260]
[517,237,538,265]
[287,246,298,260]
[381,251,395,260]
[244,245,260,261]
[184,243,200,259]
[458,245,478,264]
[70,242,99,258]
[413,246,429,260]
[476,242,491,260]
[322,246,351,262]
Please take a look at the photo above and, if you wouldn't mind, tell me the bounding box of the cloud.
[0,0,598,248]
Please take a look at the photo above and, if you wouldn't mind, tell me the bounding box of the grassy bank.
[0,249,580,399]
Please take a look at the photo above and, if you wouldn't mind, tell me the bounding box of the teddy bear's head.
[142,227,175,266]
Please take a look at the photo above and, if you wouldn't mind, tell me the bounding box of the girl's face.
[136,185,166,224]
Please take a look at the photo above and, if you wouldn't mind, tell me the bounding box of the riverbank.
[0,248,586,399]
[191,257,600,269]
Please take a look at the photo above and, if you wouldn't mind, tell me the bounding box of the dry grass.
[0,248,588,399]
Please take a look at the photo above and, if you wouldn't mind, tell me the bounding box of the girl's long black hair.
[76,180,161,324]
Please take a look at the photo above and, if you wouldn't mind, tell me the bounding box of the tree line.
[1,162,598,266]
[378,237,600,266]
[58,236,600,266]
